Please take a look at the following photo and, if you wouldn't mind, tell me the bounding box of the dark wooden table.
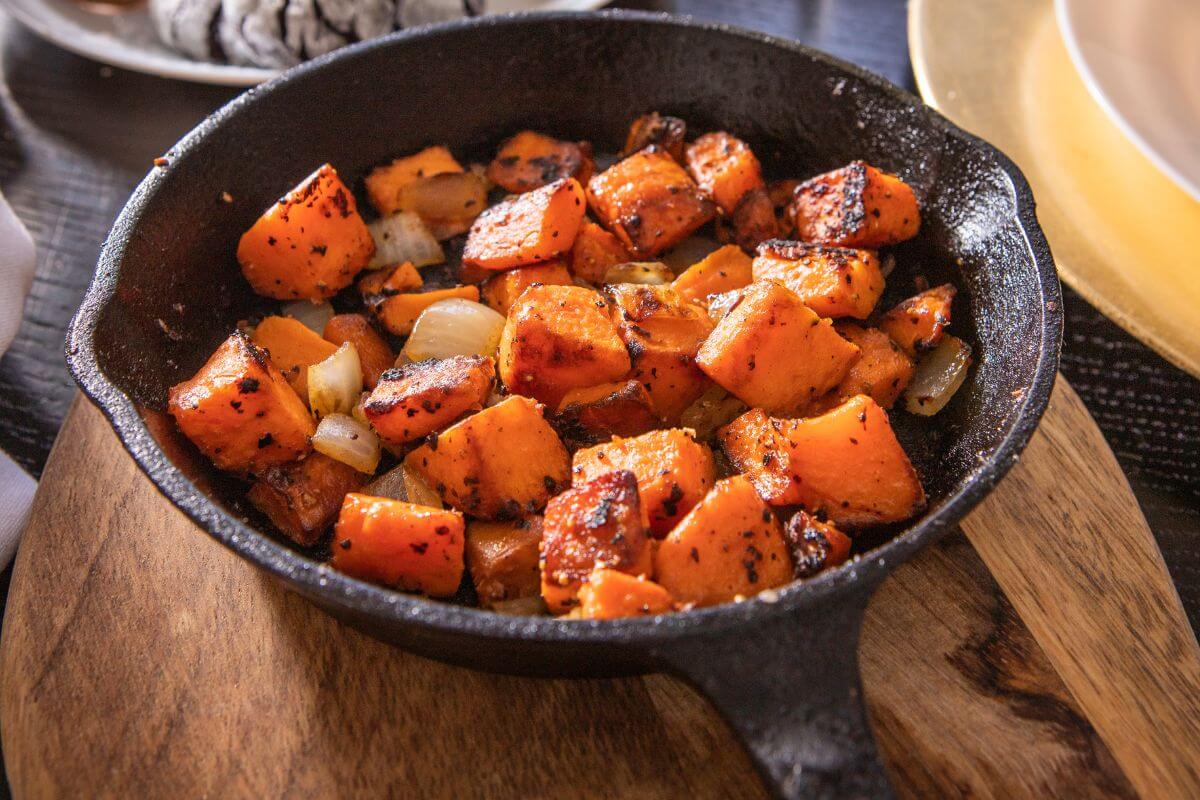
[0,0,1196,794]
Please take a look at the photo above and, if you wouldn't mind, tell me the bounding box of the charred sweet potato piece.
[251,315,338,401]
[390,172,488,241]
[672,244,753,308]
[827,322,914,409]
[404,395,570,519]
[365,145,463,215]
[462,178,587,271]
[330,493,465,596]
[247,452,365,547]
[575,569,674,619]
[730,187,779,249]
[790,161,920,248]
[374,285,481,337]
[622,112,687,162]
[237,164,374,301]
[685,132,766,215]
[323,314,394,389]
[654,475,793,607]
[554,380,661,449]
[784,511,853,578]
[540,470,652,613]
[359,261,423,300]
[604,284,714,423]
[364,355,495,446]
[569,220,633,284]
[572,428,716,536]
[466,517,543,608]
[481,259,573,315]
[696,281,861,415]
[717,408,803,506]
[878,283,956,357]
[752,240,886,319]
[587,147,715,257]
[486,131,594,194]
[498,284,631,408]
[168,332,315,474]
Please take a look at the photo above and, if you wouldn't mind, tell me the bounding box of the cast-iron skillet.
[66,12,1061,799]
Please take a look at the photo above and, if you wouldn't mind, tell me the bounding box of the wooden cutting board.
[1,378,1197,798]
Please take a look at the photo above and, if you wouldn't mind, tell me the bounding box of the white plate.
[0,0,607,86]
[1056,0,1200,202]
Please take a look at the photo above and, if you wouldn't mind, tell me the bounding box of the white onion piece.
[367,211,445,269]
[880,252,897,278]
[490,596,548,616]
[904,335,973,416]
[364,464,443,508]
[680,385,748,440]
[706,289,744,322]
[282,299,334,333]
[403,467,443,508]
[660,236,722,273]
[351,391,371,426]
[603,261,674,285]
[308,343,363,419]
[401,298,506,361]
[311,413,381,474]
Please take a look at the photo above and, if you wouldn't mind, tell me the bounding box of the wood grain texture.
[0,389,1145,799]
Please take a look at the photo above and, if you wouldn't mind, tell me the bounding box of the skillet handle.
[655,593,892,800]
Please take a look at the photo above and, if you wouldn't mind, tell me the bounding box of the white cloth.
[0,189,37,568]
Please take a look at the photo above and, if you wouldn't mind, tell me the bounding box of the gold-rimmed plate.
[910,0,1200,378]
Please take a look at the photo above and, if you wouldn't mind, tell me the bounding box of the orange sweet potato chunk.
[365,145,463,215]
[481,259,573,315]
[252,315,338,401]
[247,452,365,547]
[654,475,793,607]
[587,148,715,257]
[790,161,920,248]
[554,380,661,450]
[672,244,753,308]
[540,470,652,613]
[374,285,480,337]
[359,261,423,300]
[685,131,766,215]
[730,187,779,249]
[498,284,631,408]
[784,511,853,578]
[323,314,394,390]
[168,332,315,474]
[237,164,374,301]
[330,494,465,596]
[462,178,587,271]
[604,284,714,423]
[575,569,674,619]
[878,283,956,357]
[752,240,886,319]
[572,428,716,536]
[486,131,594,194]
[569,220,633,284]
[827,322,914,409]
[404,395,570,520]
[363,355,495,446]
[717,408,803,506]
[696,281,861,415]
[466,517,543,608]
[622,112,687,162]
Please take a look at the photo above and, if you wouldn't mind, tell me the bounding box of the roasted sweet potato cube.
[654,475,793,607]
[784,511,853,578]
[730,187,779,249]
[569,220,633,284]
[359,261,423,300]
[827,322,914,409]
[752,240,886,319]
[572,428,716,536]
[604,284,714,423]
[168,332,315,474]
[685,132,766,215]
[498,284,631,408]
[466,517,543,607]
[330,494,465,596]
[878,283,956,357]
[554,380,661,449]
[462,178,587,271]
[696,281,861,414]
[622,112,687,162]
[587,148,715,257]
[323,314,394,390]
[390,172,488,241]
[575,569,674,619]
[481,259,573,315]
[237,165,374,301]
[717,408,803,505]
[540,470,652,613]
[404,395,570,519]
[366,145,463,215]
[790,161,920,248]
[672,244,753,308]
[247,452,365,547]
[251,315,338,401]
[364,355,495,446]
[486,131,594,194]
[374,285,481,337]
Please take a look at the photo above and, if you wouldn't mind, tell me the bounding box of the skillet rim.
[65,9,1062,646]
